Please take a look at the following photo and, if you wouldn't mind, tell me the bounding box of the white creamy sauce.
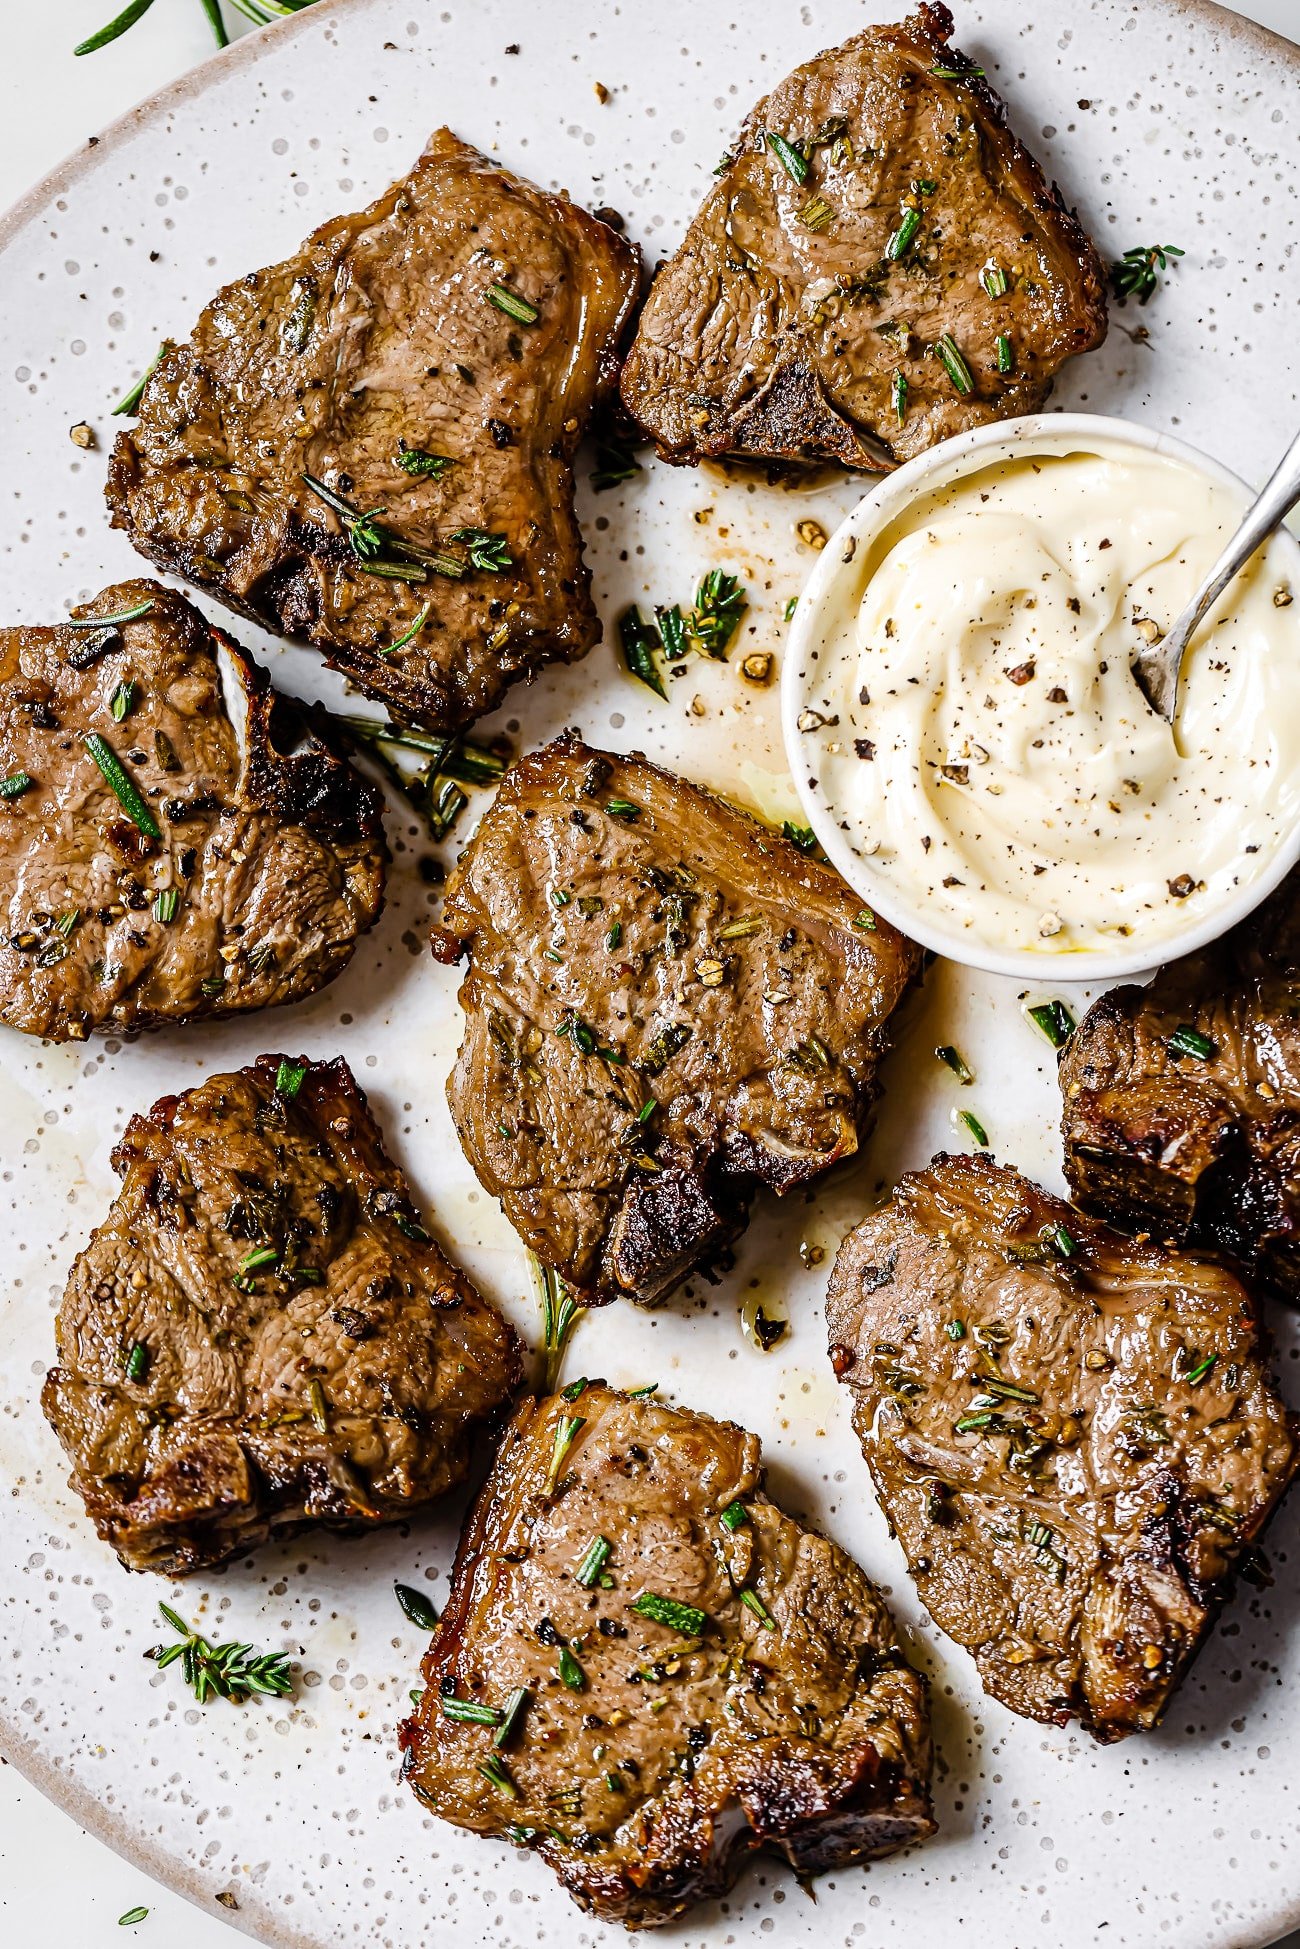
[813,442,1300,956]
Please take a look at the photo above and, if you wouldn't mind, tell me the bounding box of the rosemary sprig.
[486,282,539,325]
[83,734,160,839]
[1025,999,1076,1049]
[66,599,154,631]
[618,606,667,699]
[764,130,809,185]
[75,0,158,58]
[632,1590,707,1636]
[543,1413,585,1495]
[449,527,513,573]
[148,1602,293,1705]
[395,1582,440,1631]
[534,1255,585,1392]
[591,434,643,492]
[691,570,747,658]
[1110,243,1185,306]
[112,341,173,416]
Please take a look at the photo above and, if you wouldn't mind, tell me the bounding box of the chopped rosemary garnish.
[782,821,818,854]
[954,1107,988,1147]
[591,435,643,492]
[543,1414,585,1496]
[1052,1223,1077,1259]
[853,907,877,931]
[148,1602,293,1705]
[66,599,155,631]
[885,206,921,260]
[110,679,138,722]
[891,369,908,423]
[274,1058,306,1098]
[719,916,763,940]
[387,600,432,655]
[980,262,1009,299]
[1110,243,1185,307]
[995,333,1014,374]
[1184,1352,1218,1386]
[1,772,33,800]
[395,1582,440,1631]
[974,1373,1040,1405]
[486,282,539,325]
[494,1686,530,1748]
[627,1377,658,1393]
[558,1645,586,1689]
[307,1379,329,1431]
[934,332,974,395]
[632,1591,707,1636]
[720,1500,749,1532]
[123,1340,149,1383]
[441,1695,503,1726]
[639,1021,691,1073]
[576,1535,612,1588]
[1025,999,1076,1048]
[784,596,798,622]
[449,527,512,573]
[799,194,835,232]
[931,61,985,79]
[397,444,454,479]
[656,603,689,663]
[692,570,747,658]
[765,130,809,185]
[605,798,640,821]
[1169,1025,1215,1061]
[535,1257,585,1392]
[946,1320,966,1341]
[152,888,179,924]
[478,1754,519,1798]
[83,733,160,838]
[117,1909,150,1929]
[936,1044,973,1084]
[112,340,173,415]
[618,606,667,699]
[740,1588,776,1630]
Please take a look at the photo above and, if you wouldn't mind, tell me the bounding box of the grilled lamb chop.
[0,579,385,1041]
[42,1055,521,1575]
[619,4,1106,469]
[107,130,638,735]
[400,1383,934,1926]
[1061,876,1300,1301]
[825,1154,1298,1742]
[433,734,921,1306]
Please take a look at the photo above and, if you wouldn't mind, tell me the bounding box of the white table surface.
[1,1,1296,1944]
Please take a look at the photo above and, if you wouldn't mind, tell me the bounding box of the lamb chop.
[432,734,921,1306]
[619,3,1106,469]
[42,1055,522,1575]
[1061,873,1300,1302]
[107,130,639,735]
[399,1383,934,1927]
[824,1153,1298,1742]
[0,579,385,1041]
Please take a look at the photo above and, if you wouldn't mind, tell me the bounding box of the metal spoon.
[1132,426,1300,721]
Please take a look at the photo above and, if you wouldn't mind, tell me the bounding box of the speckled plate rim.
[0,4,1297,1949]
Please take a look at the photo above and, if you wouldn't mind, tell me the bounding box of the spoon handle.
[1178,427,1300,643]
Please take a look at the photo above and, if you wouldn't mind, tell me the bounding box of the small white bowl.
[780,411,1300,984]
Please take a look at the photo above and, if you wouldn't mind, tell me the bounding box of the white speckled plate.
[0,2,1296,1945]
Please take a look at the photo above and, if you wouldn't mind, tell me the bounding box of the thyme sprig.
[147,1602,293,1705]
